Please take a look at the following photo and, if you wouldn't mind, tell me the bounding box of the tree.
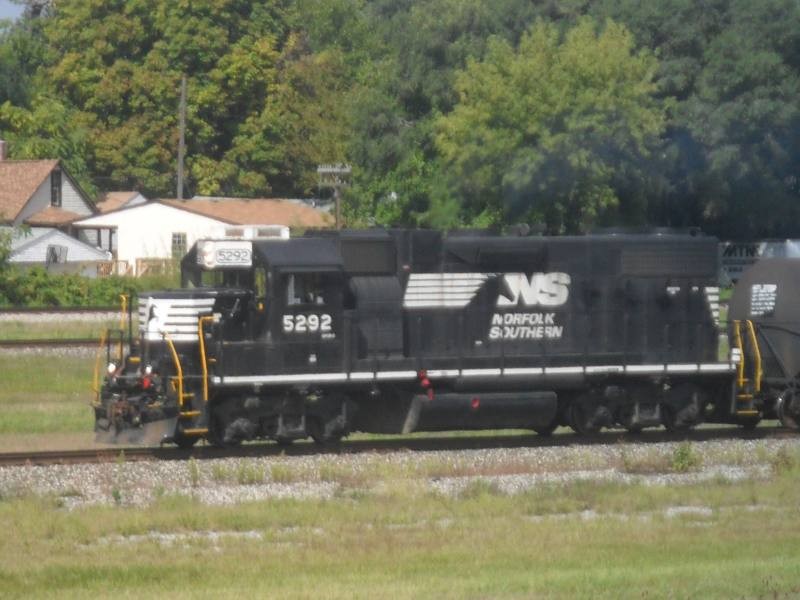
[0,16,47,107]
[0,97,96,197]
[436,18,666,232]
[591,0,800,238]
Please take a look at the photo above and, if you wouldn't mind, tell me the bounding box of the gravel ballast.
[1,437,797,509]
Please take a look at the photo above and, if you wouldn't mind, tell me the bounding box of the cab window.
[286,273,326,305]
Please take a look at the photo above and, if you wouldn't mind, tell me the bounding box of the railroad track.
[0,338,102,349]
[1,425,795,467]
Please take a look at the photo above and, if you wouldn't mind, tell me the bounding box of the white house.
[0,145,109,271]
[6,227,111,275]
[72,196,332,275]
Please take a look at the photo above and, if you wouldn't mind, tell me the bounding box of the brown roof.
[161,197,332,228]
[24,206,83,226]
[0,160,59,223]
[97,191,139,213]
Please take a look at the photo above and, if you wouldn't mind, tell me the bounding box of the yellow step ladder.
[732,319,763,417]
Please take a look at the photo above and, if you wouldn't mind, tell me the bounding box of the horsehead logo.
[402,271,571,309]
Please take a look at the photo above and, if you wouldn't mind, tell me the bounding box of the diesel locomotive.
[92,228,797,447]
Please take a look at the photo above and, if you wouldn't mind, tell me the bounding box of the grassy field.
[1,348,800,597]
[0,320,120,340]
[0,354,96,438]
[1,463,799,598]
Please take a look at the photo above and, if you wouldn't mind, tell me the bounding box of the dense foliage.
[0,266,178,307]
[1,0,799,237]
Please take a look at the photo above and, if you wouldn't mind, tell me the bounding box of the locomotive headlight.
[199,241,216,269]
[144,364,153,375]
[107,362,117,375]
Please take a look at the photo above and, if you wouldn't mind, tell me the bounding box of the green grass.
[0,355,96,434]
[1,468,799,598]
[0,321,120,341]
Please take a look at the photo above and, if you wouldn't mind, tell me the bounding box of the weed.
[111,487,122,505]
[770,446,798,475]
[210,463,233,483]
[672,442,701,473]
[237,463,265,485]
[188,457,201,488]
[618,446,670,474]
[269,463,296,484]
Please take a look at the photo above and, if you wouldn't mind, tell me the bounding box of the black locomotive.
[94,228,789,448]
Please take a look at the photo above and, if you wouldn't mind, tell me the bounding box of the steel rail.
[0,307,119,314]
[0,339,102,349]
[1,426,796,468]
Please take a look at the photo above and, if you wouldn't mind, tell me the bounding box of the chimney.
[0,140,6,161]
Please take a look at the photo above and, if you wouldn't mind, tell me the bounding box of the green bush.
[0,267,180,307]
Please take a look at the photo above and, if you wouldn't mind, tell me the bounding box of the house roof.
[24,205,83,226]
[0,159,60,222]
[161,197,332,228]
[97,191,140,213]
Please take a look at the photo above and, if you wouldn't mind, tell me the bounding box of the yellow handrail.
[119,294,127,330]
[92,330,108,405]
[162,333,185,409]
[118,294,128,362]
[198,316,215,404]
[745,320,762,393]
[732,320,745,388]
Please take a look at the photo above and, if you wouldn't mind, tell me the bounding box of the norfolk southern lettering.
[490,272,570,340]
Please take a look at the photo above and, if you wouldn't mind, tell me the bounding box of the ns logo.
[496,272,571,307]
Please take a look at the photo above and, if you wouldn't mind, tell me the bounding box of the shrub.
[672,442,701,473]
[0,267,180,307]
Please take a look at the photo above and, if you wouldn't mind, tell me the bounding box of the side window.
[171,232,187,259]
[50,169,62,207]
[286,273,326,305]
[255,268,267,298]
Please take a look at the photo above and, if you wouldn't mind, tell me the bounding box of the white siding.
[10,230,110,263]
[61,173,93,216]
[74,203,228,274]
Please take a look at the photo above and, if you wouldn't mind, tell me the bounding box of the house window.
[50,169,62,207]
[171,232,187,258]
[46,244,67,264]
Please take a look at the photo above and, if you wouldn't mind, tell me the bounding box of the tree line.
[1,0,799,238]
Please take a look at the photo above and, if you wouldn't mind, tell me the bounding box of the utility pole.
[176,74,187,200]
[317,164,351,229]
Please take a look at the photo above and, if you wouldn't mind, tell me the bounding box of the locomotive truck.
[92,228,797,447]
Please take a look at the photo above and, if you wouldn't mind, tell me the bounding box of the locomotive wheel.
[208,415,241,448]
[662,384,702,433]
[568,398,601,435]
[533,421,558,437]
[777,389,800,430]
[661,404,690,433]
[174,432,199,449]
[308,417,344,446]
